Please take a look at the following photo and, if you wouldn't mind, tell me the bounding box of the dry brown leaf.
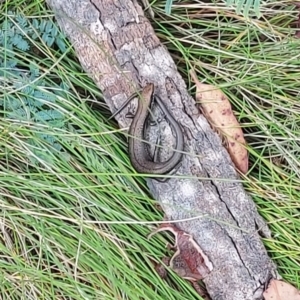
[148,223,212,298]
[148,223,213,281]
[264,279,300,300]
[190,70,248,174]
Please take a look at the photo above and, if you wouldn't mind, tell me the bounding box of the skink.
[110,83,184,174]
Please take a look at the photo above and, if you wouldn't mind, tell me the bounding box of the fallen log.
[45,0,278,299]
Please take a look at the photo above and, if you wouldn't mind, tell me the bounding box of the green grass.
[1,0,300,299]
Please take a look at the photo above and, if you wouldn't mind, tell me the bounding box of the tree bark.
[45,0,278,299]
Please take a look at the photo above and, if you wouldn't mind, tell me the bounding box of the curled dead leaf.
[190,69,248,174]
[148,223,212,298]
[148,223,213,281]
